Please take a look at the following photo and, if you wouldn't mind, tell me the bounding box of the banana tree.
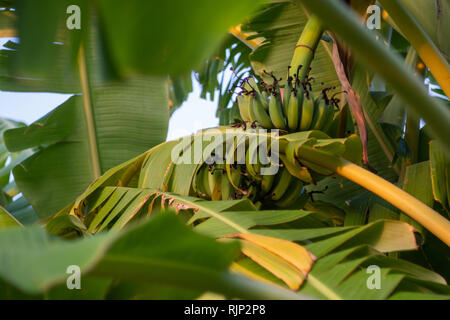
[0,0,449,300]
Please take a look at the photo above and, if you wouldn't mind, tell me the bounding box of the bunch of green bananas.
[236,71,339,134]
[239,135,308,208]
[193,139,308,208]
[192,68,345,207]
[192,163,258,201]
[260,166,307,208]
[193,162,307,209]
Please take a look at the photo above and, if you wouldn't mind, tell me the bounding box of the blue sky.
[0,38,219,141]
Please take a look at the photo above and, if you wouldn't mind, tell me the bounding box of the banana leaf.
[0,211,305,300]
[3,22,169,218]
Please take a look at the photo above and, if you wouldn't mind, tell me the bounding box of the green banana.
[230,103,242,123]
[311,98,328,130]
[287,91,300,131]
[194,166,208,198]
[245,78,268,111]
[206,168,216,199]
[321,103,336,133]
[211,176,222,201]
[268,94,287,130]
[275,178,304,208]
[247,77,261,95]
[261,173,276,195]
[192,167,201,194]
[257,93,270,112]
[272,82,283,106]
[270,167,293,201]
[221,174,233,200]
[248,95,258,123]
[250,95,273,128]
[229,166,243,191]
[262,91,270,105]
[283,80,293,117]
[201,166,212,198]
[237,95,251,122]
[210,165,224,201]
[235,71,341,136]
[299,93,315,131]
[296,86,304,128]
[225,141,247,194]
[245,141,262,180]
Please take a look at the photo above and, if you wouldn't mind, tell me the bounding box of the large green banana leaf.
[3,23,169,218]
[0,118,31,191]
[0,205,21,230]
[197,205,447,300]
[49,185,449,299]
[0,39,80,93]
[8,0,265,78]
[430,141,450,213]
[0,212,306,300]
[39,128,449,299]
[0,118,38,223]
[400,0,450,60]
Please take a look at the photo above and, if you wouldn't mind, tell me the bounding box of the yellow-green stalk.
[298,146,450,247]
[379,0,450,99]
[289,15,324,81]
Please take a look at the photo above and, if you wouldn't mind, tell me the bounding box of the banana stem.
[78,45,101,178]
[378,0,450,99]
[289,15,324,81]
[298,146,450,246]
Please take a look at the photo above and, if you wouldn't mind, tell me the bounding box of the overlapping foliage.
[0,0,449,300]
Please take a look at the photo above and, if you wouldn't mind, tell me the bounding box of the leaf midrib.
[78,45,101,178]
